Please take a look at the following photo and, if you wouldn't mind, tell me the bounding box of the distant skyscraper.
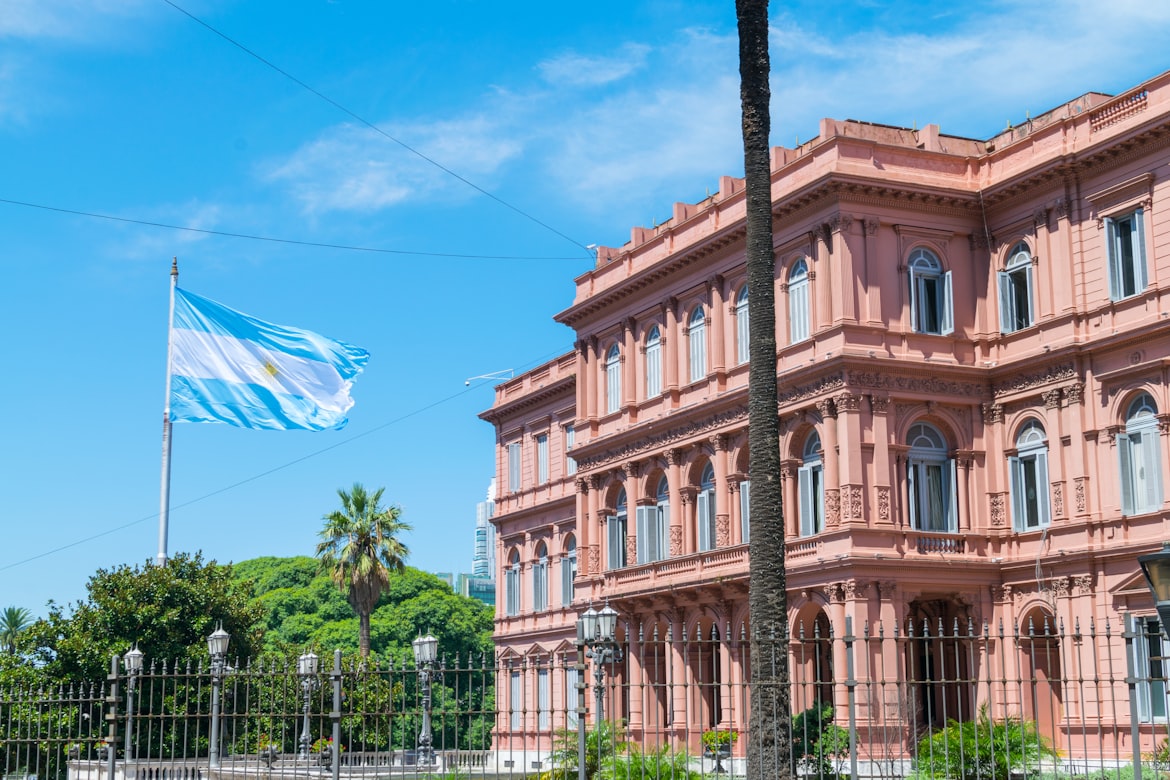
[472,479,496,579]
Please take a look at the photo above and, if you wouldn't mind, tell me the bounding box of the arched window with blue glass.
[908,248,953,335]
[1120,392,1163,516]
[906,422,957,532]
[1009,420,1049,531]
[799,431,825,536]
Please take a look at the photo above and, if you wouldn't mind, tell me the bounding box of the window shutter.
[698,492,711,550]
[538,669,550,730]
[636,505,651,564]
[798,464,814,537]
[907,461,918,529]
[1131,614,1153,721]
[737,298,750,364]
[941,271,954,335]
[998,271,1013,333]
[946,458,958,531]
[1009,456,1023,531]
[607,515,621,568]
[739,480,751,544]
[566,668,580,728]
[657,505,669,561]
[908,267,919,331]
[1106,217,1121,300]
[1142,427,1162,512]
[510,671,522,730]
[1023,264,1035,326]
[1035,449,1050,526]
[561,558,572,605]
[1119,433,1135,515]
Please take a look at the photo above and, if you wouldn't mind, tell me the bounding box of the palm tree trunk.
[736,1,791,778]
[359,611,372,658]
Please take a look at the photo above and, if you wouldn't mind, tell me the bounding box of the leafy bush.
[701,729,737,754]
[913,704,1055,780]
[546,720,628,780]
[792,703,850,778]
[597,746,704,780]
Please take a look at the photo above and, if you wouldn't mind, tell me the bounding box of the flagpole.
[158,258,178,566]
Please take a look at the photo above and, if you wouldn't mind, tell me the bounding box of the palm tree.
[0,606,32,655]
[736,1,791,778]
[316,483,412,657]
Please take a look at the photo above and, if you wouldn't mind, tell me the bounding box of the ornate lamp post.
[1140,541,1170,637]
[297,650,320,760]
[123,645,144,761]
[577,603,622,724]
[207,625,230,769]
[412,634,439,767]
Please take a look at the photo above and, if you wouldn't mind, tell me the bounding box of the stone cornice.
[478,374,576,425]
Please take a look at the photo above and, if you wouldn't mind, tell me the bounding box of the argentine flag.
[169,289,370,431]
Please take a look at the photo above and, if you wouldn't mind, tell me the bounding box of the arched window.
[607,488,628,569]
[1121,393,1163,516]
[645,326,663,398]
[505,550,521,616]
[688,306,707,383]
[799,432,825,536]
[998,243,1035,333]
[908,248,953,335]
[533,542,549,611]
[907,422,956,532]
[561,535,576,607]
[789,259,810,343]
[735,285,750,364]
[698,463,717,551]
[638,476,670,564]
[605,344,621,414]
[739,478,751,544]
[1010,420,1050,530]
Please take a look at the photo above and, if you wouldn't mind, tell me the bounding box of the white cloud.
[0,0,149,40]
[538,44,651,88]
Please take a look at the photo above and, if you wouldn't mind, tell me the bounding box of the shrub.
[913,704,1055,780]
[597,746,704,780]
[792,704,850,778]
[546,720,628,780]
[701,729,738,754]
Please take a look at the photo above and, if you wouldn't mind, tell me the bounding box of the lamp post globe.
[1139,541,1170,638]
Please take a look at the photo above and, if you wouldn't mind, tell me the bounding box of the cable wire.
[0,348,568,574]
[159,0,590,258]
[0,198,582,261]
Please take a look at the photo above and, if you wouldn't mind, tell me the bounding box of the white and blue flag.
[169,288,370,431]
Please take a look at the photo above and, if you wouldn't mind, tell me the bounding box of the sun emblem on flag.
[264,361,279,378]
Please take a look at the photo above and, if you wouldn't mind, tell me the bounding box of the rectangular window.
[537,668,551,731]
[790,280,810,343]
[566,668,580,728]
[565,425,577,476]
[505,565,520,616]
[510,671,522,730]
[636,505,665,564]
[1010,452,1050,530]
[1120,430,1163,515]
[689,320,706,382]
[697,490,716,551]
[739,480,751,543]
[798,463,824,537]
[908,458,957,532]
[736,295,750,364]
[507,442,521,492]
[1107,209,1148,301]
[1130,614,1167,722]
[537,434,549,484]
[561,552,576,606]
[606,515,627,569]
[533,559,547,612]
[998,266,1035,333]
[646,340,662,397]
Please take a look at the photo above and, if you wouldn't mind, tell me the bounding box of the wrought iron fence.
[3,615,1170,780]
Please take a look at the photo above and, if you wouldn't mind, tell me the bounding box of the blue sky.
[2,0,1168,616]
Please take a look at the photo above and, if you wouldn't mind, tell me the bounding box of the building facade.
[481,70,1170,760]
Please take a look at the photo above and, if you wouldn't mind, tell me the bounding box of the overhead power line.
[0,198,582,261]
[159,0,590,258]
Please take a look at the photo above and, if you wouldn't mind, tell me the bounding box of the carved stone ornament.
[669,526,683,557]
[1033,207,1050,228]
[1053,482,1064,518]
[1043,388,1063,410]
[623,461,641,478]
[877,581,897,600]
[577,407,749,470]
[877,487,890,521]
[990,493,1006,526]
[869,395,890,415]
[779,373,846,405]
[1050,577,1070,599]
[716,516,731,548]
[1053,197,1070,219]
[577,478,590,495]
[1064,382,1085,405]
[588,546,601,575]
[817,398,838,419]
[990,584,1011,603]
[981,403,1004,425]
[626,535,637,565]
[842,579,862,600]
[1074,574,1093,595]
[864,218,880,236]
[828,214,854,234]
[836,392,862,413]
[843,485,863,519]
[1075,478,1087,513]
[825,489,841,528]
[848,371,986,398]
[992,363,1077,397]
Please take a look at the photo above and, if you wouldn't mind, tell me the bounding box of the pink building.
[481,69,1170,763]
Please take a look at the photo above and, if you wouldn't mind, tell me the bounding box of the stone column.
[781,460,800,537]
[727,480,742,547]
[836,392,863,526]
[667,449,684,557]
[680,488,697,555]
[956,453,973,533]
[626,619,644,736]
[713,435,730,548]
[862,218,882,325]
[622,320,635,412]
[577,478,591,575]
[1042,387,1066,521]
[709,276,727,384]
[668,612,688,736]
[828,215,855,323]
[871,395,893,526]
[818,398,841,529]
[664,298,680,402]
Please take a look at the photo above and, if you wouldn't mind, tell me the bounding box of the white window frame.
[605,344,621,414]
[565,425,577,476]
[607,489,628,569]
[645,326,663,398]
[1009,421,1050,531]
[636,477,670,564]
[1129,614,1168,722]
[798,433,825,537]
[688,306,707,383]
[536,434,549,484]
[566,667,580,728]
[739,479,751,544]
[1120,393,1163,516]
[1106,208,1148,301]
[735,286,750,364]
[561,537,576,606]
[505,553,521,616]
[998,243,1035,334]
[509,670,522,729]
[533,544,548,612]
[907,422,957,532]
[507,442,522,493]
[908,248,953,335]
[537,667,551,731]
[697,463,717,551]
[789,259,810,343]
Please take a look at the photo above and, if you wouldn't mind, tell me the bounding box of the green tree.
[25,551,265,682]
[736,1,791,778]
[316,483,412,658]
[0,606,32,654]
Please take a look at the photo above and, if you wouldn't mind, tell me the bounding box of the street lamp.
[207,625,230,769]
[297,650,320,761]
[123,645,144,761]
[412,634,439,767]
[576,603,622,723]
[1139,541,1170,637]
